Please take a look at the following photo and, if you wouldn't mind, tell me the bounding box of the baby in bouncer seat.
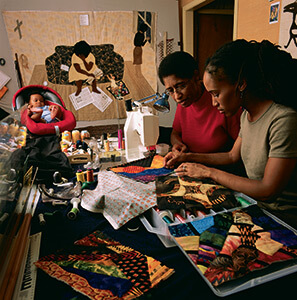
[27,91,63,123]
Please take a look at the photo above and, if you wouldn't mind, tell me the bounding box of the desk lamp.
[133,92,170,113]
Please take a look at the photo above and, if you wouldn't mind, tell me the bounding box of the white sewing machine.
[124,104,159,162]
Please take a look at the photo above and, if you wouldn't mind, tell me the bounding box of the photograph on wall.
[269,2,280,24]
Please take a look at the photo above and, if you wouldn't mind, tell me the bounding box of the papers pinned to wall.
[69,87,113,112]
[0,70,11,90]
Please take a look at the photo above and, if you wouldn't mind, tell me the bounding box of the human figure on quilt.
[158,51,242,174]
[69,40,103,96]
[27,91,62,123]
[133,22,150,65]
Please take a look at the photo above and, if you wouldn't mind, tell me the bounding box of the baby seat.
[13,85,76,135]
[10,85,76,183]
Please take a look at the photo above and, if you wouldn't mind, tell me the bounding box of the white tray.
[140,193,297,297]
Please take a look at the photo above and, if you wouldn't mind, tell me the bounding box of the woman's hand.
[163,151,185,168]
[172,142,187,153]
[175,163,211,179]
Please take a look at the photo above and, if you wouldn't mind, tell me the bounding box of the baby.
[27,92,62,123]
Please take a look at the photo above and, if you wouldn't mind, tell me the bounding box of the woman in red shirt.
[158,51,242,166]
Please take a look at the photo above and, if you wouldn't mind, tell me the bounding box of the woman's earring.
[240,90,244,99]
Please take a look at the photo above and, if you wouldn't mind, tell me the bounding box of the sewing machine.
[124,104,159,162]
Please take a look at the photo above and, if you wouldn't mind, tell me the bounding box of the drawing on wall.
[269,2,280,24]
[279,0,297,57]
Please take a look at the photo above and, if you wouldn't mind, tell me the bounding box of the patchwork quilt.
[35,230,174,299]
[169,205,297,287]
[108,155,173,183]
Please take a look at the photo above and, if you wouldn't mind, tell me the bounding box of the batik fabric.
[156,175,240,214]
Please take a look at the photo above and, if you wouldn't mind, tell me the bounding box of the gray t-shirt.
[239,102,297,212]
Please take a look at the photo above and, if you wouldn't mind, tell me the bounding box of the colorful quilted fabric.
[168,205,297,286]
[156,175,240,213]
[108,155,173,183]
[35,230,174,300]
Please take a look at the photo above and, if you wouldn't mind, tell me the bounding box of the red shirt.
[173,90,242,153]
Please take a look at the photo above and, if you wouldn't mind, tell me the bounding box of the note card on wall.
[0,70,11,90]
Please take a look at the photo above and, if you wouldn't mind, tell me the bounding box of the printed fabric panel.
[156,175,241,214]
[81,170,157,229]
[35,230,174,299]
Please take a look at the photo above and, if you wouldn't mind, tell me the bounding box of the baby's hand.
[28,106,43,113]
[30,107,43,113]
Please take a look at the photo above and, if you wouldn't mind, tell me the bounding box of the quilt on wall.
[2,11,157,90]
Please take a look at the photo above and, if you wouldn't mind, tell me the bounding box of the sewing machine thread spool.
[76,170,85,182]
[72,130,80,143]
[104,140,110,152]
[86,169,94,182]
[68,207,79,219]
[159,210,174,224]
[0,213,9,226]
[62,131,71,142]
[81,130,90,141]
[38,213,46,226]
[118,129,123,149]
[68,198,80,220]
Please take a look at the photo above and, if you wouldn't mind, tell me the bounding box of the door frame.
[182,0,238,55]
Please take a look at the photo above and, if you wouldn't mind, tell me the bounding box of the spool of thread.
[174,213,186,223]
[236,196,251,207]
[61,142,69,152]
[0,212,9,226]
[86,169,94,182]
[159,210,174,224]
[68,207,79,219]
[38,213,46,226]
[8,123,19,137]
[81,130,90,141]
[72,130,80,143]
[0,122,8,135]
[104,140,110,152]
[118,129,123,149]
[62,131,71,142]
[76,170,85,182]
[68,198,80,220]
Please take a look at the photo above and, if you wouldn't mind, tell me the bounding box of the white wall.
[0,0,179,127]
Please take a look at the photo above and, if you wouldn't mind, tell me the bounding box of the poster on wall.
[279,0,297,57]
[269,2,280,24]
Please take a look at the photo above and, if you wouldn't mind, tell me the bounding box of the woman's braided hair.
[205,39,297,110]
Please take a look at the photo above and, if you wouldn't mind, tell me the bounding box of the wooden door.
[194,13,233,79]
